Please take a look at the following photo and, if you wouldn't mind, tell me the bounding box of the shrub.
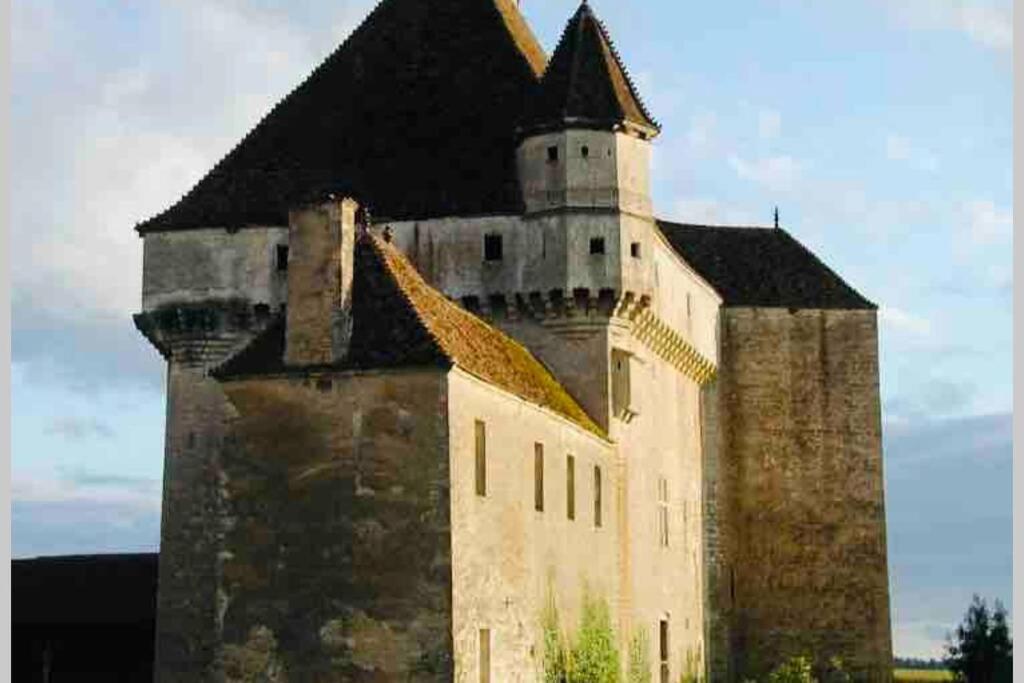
[627,629,652,683]
[570,590,621,683]
[767,655,816,683]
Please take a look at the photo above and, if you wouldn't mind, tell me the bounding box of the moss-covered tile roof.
[217,233,604,437]
[137,0,547,233]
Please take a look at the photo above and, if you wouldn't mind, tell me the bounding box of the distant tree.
[945,595,1012,683]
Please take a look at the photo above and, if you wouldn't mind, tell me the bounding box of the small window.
[589,237,606,255]
[276,245,289,272]
[581,145,590,159]
[593,466,602,528]
[535,443,545,512]
[484,234,503,262]
[547,145,559,162]
[566,455,576,520]
[479,628,491,683]
[612,349,637,420]
[630,242,641,259]
[657,477,669,547]
[475,420,487,497]
[659,619,670,683]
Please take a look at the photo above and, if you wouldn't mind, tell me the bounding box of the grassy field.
[893,669,954,682]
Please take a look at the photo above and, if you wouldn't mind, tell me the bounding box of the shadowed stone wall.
[218,369,453,682]
[704,308,892,682]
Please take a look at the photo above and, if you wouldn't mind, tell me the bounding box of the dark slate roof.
[657,221,876,310]
[12,554,158,625]
[217,233,604,437]
[137,0,547,233]
[522,1,658,136]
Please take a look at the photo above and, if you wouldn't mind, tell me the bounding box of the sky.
[9,0,1012,660]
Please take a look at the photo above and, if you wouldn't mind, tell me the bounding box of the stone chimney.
[284,197,359,366]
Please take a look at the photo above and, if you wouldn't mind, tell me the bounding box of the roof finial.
[774,206,780,229]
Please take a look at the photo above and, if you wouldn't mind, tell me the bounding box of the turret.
[515,1,660,304]
[517,1,659,217]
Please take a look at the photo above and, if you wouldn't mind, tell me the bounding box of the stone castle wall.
[219,369,454,681]
[704,308,892,682]
[447,369,619,682]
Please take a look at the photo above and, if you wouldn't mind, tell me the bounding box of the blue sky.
[9,0,1012,659]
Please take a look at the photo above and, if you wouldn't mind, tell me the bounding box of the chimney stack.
[284,197,359,367]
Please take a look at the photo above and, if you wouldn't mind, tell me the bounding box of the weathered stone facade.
[134,1,893,681]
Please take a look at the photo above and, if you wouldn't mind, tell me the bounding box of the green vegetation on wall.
[541,586,621,683]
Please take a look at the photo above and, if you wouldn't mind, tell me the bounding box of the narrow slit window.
[581,145,590,159]
[567,455,576,520]
[479,628,491,683]
[593,465,602,528]
[276,245,289,272]
[659,619,670,683]
[590,237,606,255]
[547,145,559,162]
[658,477,669,547]
[475,420,487,497]
[484,234,503,262]
[535,443,545,512]
[630,242,641,259]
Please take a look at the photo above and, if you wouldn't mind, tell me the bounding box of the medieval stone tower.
[134,1,893,681]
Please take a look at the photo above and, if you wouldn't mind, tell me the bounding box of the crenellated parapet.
[457,286,717,385]
[133,299,278,366]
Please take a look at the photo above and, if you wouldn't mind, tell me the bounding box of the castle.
[133,1,893,681]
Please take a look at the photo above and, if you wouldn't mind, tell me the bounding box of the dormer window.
[547,145,559,163]
[590,237,606,255]
[484,234,503,262]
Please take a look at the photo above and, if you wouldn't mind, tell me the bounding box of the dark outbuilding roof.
[137,0,547,233]
[12,554,158,625]
[217,232,604,437]
[657,221,876,310]
[523,2,658,136]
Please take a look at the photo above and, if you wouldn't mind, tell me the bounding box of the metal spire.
[774,206,780,229]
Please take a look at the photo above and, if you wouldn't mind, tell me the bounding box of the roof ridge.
[584,4,659,130]
[136,0,392,232]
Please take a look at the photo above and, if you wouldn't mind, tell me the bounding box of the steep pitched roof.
[522,2,659,136]
[657,221,876,310]
[137,0,547,233]
[217,233,604,437]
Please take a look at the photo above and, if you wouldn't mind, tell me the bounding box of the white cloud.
[885,133,939,172]
[45,417,115,441]
[727,154,802,192]
[671,197,759,226]
[685,110,718,151]
[963,199,1012,245]
[886,0,1012,52]
[880,306,933,337]
[758,108,782,141]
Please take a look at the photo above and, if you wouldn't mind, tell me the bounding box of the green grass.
[893,668,954,682]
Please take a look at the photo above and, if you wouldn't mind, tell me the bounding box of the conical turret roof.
[138,0,547,233]
[522,2,659,137]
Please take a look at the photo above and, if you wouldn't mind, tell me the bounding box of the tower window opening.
[590,237,606,255]
[475,420,487,497]
[535,443,545,512]
[484,234,503,262]
[581,145,590,159]
[567,455,576,520]
[631,242,641,259]
[276,245,289,272]
[658,476,669,547]
[593,465,602,528]
[659,619,670,683]
[547,145,559,162]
